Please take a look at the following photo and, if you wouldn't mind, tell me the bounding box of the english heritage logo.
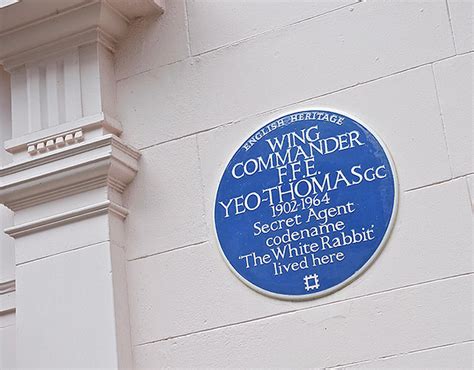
[214,109,398,300]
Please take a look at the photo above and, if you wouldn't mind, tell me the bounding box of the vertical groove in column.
[57,59,66,124]
[10,66,29,138]
[26,65,42,133]
[64,48,83,122]
[46,60,60,127]
[39,65,48,130]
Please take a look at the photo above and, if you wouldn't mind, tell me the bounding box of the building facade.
[0,0,473,368]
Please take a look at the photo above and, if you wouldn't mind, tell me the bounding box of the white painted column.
[0,0,164,368]
[1,135,140,368]
[0,65,15,370]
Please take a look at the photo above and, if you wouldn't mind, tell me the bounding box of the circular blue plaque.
[214,110,397,300]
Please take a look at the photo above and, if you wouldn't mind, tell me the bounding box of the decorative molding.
[0,295,15,315]
[4,200,128,238]
[27,129,84,156]
[0,1,95,35]
[0,0,163,148]
[4,113,123,154]
[0,1,124,63]
[1,134,138,176]
[0,1,155,366]
[105,0,165,20]
[0,0,163,36]
[0,0,164,64]
[108,177,127,193]
[0,280,15,315]
[10,176,108,211]
[2,27,118,72]
[0,280,15,295]
[0,135,140,211]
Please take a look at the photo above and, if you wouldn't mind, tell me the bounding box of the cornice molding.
[0,280,15,295]
[1,134,138,176]
[9,175,107,211]
[0,0,164,66]
[0,1,96,35]
[0,2,123,64]
[0,280,15,315]
[0,0,163,36]
[2,27,117,72]
[0,134,140,211]
[4,200,128,238]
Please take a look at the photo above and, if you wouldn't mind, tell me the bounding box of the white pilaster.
[0,0,164,368]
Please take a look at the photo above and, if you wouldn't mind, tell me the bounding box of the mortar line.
[465,176,473,206]
[190,1,361,58]
[431,63,454,178]
[127,240,208,262]
[139,121,234,151]
[134,272,473,347]
[194,135,211,240]
[136,51,473,153]
[127,173,471,263]
[117,12,473,86]
[405,172,473,193]
[444,0,457,54]
[0,320,16,330]
[183,0,193,57]
[116,55,189,83]
[117,1,364,83]
[16,239,109,266]
[117,2,361,82]
[326,339,474,369]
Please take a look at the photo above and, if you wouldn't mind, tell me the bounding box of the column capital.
[0,0,164,70]
[0,0,163,157]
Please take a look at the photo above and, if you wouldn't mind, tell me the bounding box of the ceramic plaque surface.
[214,110,398,300]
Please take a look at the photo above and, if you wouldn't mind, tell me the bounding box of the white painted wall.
[0,0,471,368]
[115,0,473,368]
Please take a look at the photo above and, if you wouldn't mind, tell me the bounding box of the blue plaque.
[214,110,398,300]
